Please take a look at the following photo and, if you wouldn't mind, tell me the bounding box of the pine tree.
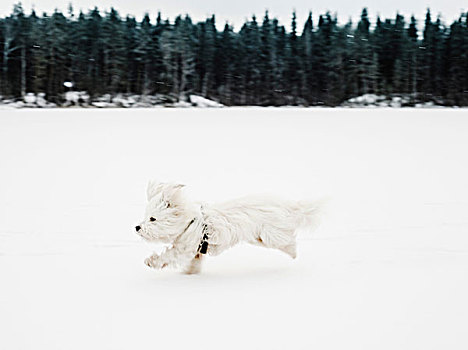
[124,16,139,93]
[301,12,315,104]
[445,15,467,105]
[160,15,196,100]
[259,11,275,105]
[151,12,167,94]
[137,14,154,94]
[239,16,261,104]
[82,8,104,97]
[418,14,447,101]
[271,19,287,105]
[41,10,70,101]
[342,20,359,98]
[407,15,419,102]
[216,23,235,104]
[327,14,347,105]
[1,4,25,96]
[315,13,338,104]
[354,8,373,95]
[100,8,126,94]
[287,11,302,102]
[391,14,408,93]
[196,15,217,97]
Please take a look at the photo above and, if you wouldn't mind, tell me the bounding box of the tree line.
[1,4,467,106]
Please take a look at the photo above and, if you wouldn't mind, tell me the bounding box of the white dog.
[135,181,323,274]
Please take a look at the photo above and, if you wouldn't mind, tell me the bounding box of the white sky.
[1,0,466,30]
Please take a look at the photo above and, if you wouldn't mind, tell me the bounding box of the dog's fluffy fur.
[136,181,323,274]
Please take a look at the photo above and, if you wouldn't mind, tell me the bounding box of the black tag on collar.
[199,241,209,254]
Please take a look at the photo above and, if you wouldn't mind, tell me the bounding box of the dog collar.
[182,212,209,254]
[196,205,210,254]
[183,218,196,232]
[197,223,210,254]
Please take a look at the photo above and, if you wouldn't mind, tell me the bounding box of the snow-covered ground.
[0,108,467,350]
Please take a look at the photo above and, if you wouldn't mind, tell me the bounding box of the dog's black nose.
[135,225,141,232]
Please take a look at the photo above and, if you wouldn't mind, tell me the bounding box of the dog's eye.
[166,202,171,208]
[149,217,156,222]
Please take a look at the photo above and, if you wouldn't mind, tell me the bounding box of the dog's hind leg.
[254,232,297,259]
[184,253,204,275]
[279,243,297,259]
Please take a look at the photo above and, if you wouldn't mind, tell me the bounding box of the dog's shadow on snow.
[143,248,305,284]
[149,263,302,284]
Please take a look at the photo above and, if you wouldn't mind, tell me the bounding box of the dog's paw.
[144,256,155,268]
[144,256,168,270]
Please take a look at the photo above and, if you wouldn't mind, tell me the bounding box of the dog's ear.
[147,181,185,203]
[160,183,185,206]
[146,180,163,201]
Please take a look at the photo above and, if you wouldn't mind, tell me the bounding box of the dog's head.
[135,181,193,243]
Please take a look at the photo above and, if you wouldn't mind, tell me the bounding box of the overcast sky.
[1,0,466,30]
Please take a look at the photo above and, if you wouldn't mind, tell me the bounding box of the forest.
[1,4,467,106]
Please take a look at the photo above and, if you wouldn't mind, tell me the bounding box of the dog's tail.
[294,197,329,232]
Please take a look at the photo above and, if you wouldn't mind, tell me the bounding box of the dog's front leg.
[184,253,204,274]
[144,253,167,269]
[144,245,192,270]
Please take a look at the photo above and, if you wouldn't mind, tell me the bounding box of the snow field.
[0,108,467,349]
